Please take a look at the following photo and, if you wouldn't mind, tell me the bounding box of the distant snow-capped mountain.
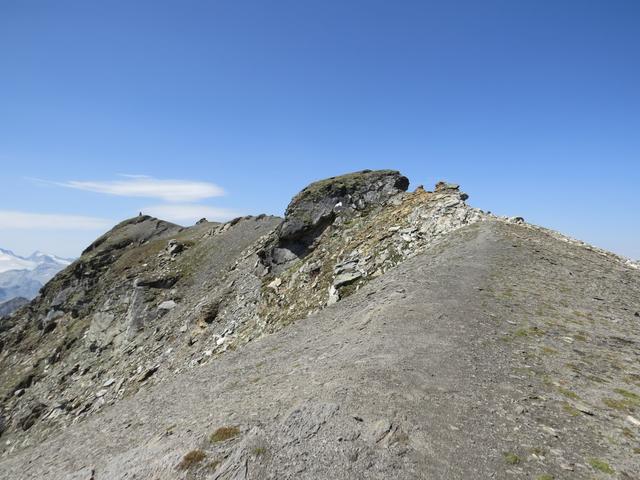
[0,248,37,273]
[0,248,73,303]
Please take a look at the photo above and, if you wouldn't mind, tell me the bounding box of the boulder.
[134,276,179,289]
[158,300,177,311]
[167,239,184,255]
[333,271,362,288]
[435,181,469,201]
[434,181,460,192]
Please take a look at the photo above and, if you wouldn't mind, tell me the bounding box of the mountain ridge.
[0,170,638,479]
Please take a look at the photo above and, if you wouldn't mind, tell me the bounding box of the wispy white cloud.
[116,174,152,179]
[39,175,225,202]
[142,204,241,224]
[0,211,112,230]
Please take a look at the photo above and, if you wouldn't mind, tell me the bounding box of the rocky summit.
[0,170,639,480]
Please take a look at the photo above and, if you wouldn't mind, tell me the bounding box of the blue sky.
[0,0,638,259]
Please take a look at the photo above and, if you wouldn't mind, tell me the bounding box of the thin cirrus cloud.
[0,210,112,230]
[141,204,241,224]
[51,175,225,203]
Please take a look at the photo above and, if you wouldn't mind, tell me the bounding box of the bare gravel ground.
[2,220,639,479]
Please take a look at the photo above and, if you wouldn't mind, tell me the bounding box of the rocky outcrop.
[279,169,409,242]
[257,179,485,327]
[262,170,409,271]
[0,213,280,448]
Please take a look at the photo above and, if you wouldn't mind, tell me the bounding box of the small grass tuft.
[603,388,640,412]
[503,452,521,465]
[210,426,240,443]
[588,458,614,474]
[603,398,627,410]
[514,326,544,338]
[176,449,206,470]
[562,402,580,416]
[252,446,267,456]
[614,388,640,403]
[529,447,546,456]
[536,475,554,480]
[557,387,580,400]
[540,346,557,355]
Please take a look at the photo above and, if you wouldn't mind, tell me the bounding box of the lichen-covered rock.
[258,181,488,327]
[261,170,409,271]
[278,169,409,243]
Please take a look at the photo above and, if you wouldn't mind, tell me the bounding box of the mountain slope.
[1,220,639,479]
[0,171,638,479]
[0,298,29,318]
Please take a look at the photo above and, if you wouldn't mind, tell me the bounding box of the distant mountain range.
[0,248,72,306]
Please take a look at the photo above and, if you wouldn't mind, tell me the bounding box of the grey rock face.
[279,169,409,243]
[333,271,362,288]
[166,239,184,255]
[157,300,177,310]
[262,170,409,272]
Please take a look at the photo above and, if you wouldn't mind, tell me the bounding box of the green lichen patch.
[503,452,521,465]
[587,458,614,474]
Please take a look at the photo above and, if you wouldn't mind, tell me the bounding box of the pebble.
[627,415,640,426]
[158,300,177,310]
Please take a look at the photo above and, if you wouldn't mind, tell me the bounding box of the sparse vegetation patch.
[587,458,614,474]
[210,426,240,443]
[503,452,521,465]
[177,449,206,470]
